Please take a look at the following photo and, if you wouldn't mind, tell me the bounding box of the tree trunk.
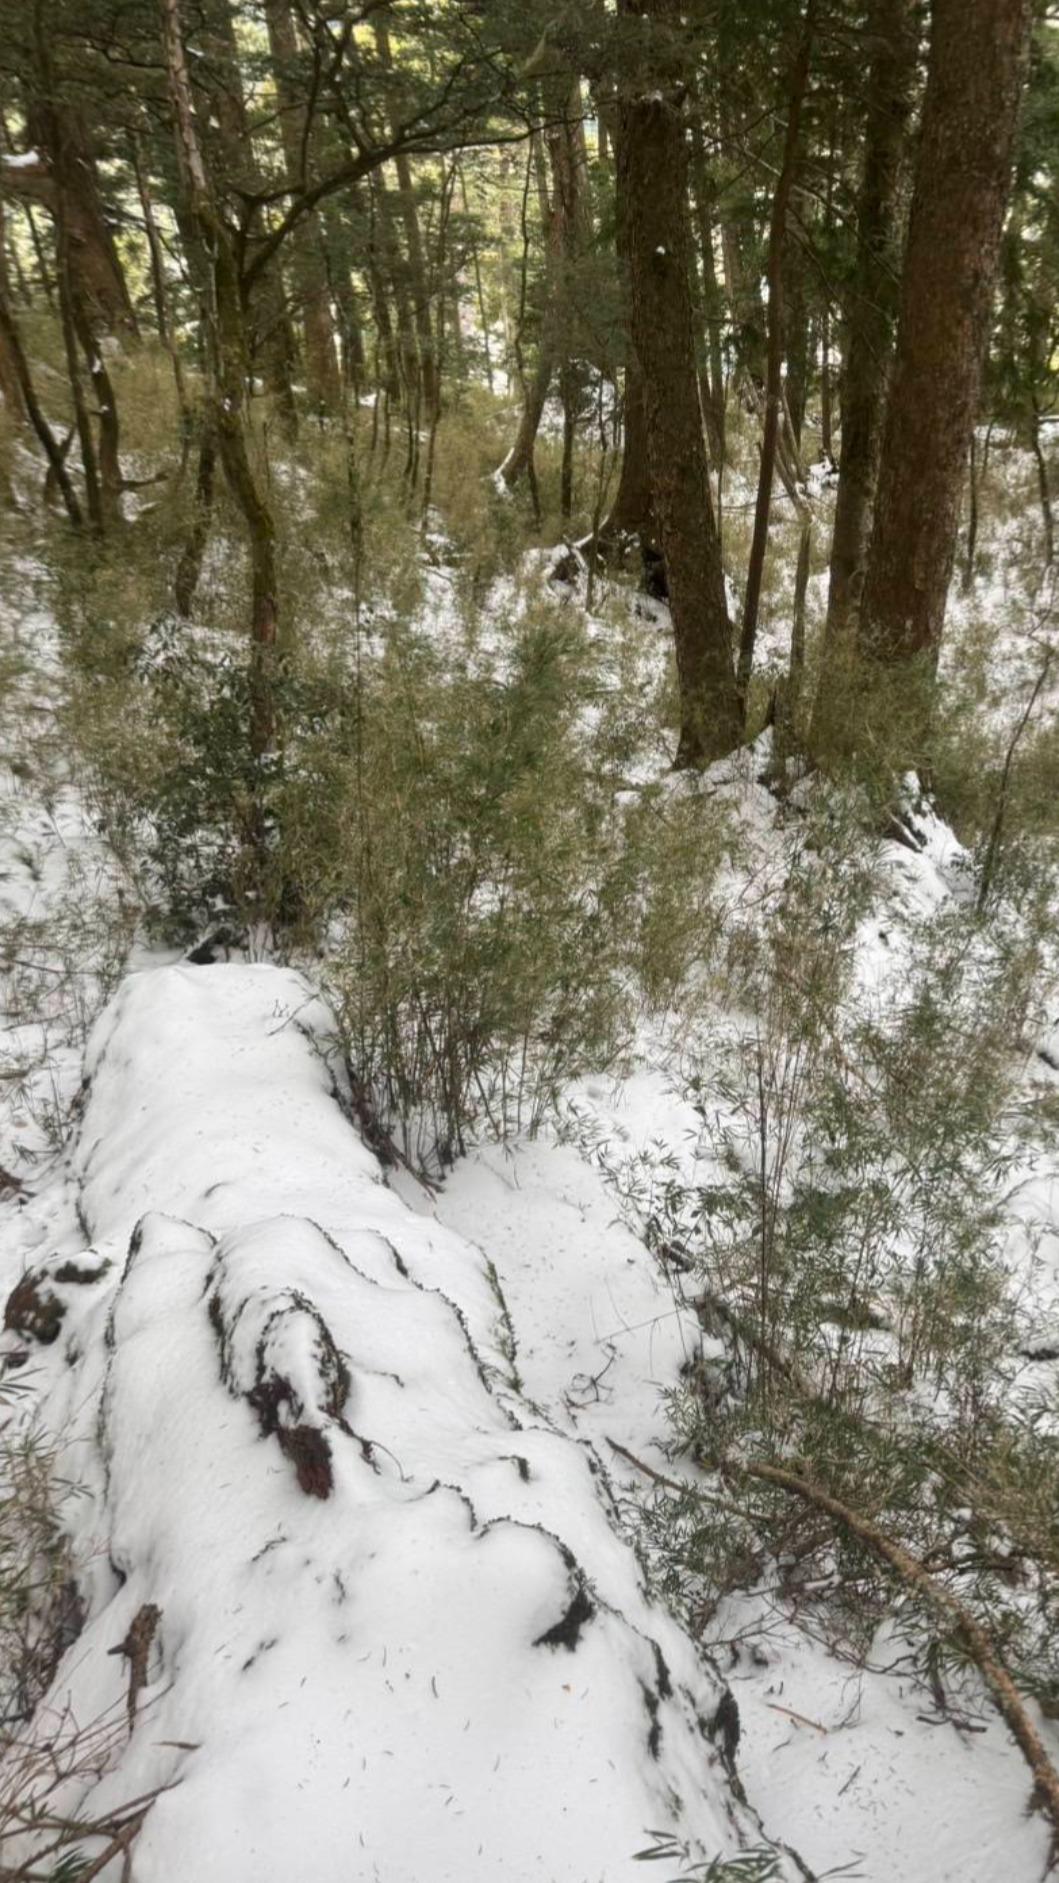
[784,252,809,447]
[373,18,439,425]
[689,127,727,470]
[129,129,191,458]
[200,0,299,434]
[499,88,587,497]
[0,199,26,423]
[174,419,218,616]
[599,351,654,544]
[597,105,654,547]
[0,280,82,523]
[265,0,341,414]
[162,0,280,762]
[858,0,1031,675]
[737,0,815,703]
[619,4,740,766]
[9,102,137,340]
[821,0,918,657]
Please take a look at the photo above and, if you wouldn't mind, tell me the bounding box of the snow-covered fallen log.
[0,963,795,1883]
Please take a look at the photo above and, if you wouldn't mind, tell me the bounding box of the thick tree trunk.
[858,0,1031,671]
[619,9,740,766]
[8,104,137,340]
[821,0,918,657]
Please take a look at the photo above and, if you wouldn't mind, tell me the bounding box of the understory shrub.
[591,793,1059,1700]
[62,535,734,1167]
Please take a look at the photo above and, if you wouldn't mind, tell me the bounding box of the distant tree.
[857,0,1032,692]
[618,0,741,765]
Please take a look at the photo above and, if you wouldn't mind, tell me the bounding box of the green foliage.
[592,788,1058,1697]
[0,1393,81,1726]
[330,601,638,1166]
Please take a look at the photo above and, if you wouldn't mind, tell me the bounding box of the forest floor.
[1,431,1058,1881]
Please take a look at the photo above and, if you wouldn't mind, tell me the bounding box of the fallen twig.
[723,1458,1059,1846]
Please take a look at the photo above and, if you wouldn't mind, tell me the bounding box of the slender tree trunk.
[373,18,439,425]
[1030,397,1054,566]
[738,0,815,703]
[619,2,740,766]
[53,193,104,531]
[129,130,191,457]
[784,254,809,447]
[600,356,655,547]
[0,281,82,523]
[597,106,654,547]
[821,0,918,658]
[201,0,298,435]
[962,423,991,590]
[858,0,1031,677]
[265,0,340,414]
[499,86,587,497]
[820,300,833,461]
[689,127,727,468]
[0,200,26,423]
[174,420,218,615]
[162,0,280,762]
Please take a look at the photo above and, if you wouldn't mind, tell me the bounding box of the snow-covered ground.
[2,500,1058,1880]
[2,959,801,1882]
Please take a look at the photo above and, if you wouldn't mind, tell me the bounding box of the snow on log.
[0,963,796,1882]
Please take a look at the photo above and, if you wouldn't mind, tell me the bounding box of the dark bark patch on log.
[5,1273,65,1345]
[247,1373,336,1498]
[708,1687,741,1773]
[533,1580,595,1653]
[108,1601,162,1732]
[278,1422,334,1499]
[53,1258,110,1285]
[641,1680,662,1759]
[652,1639,673,1701]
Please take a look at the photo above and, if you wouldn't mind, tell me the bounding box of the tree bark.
[858,0,1031,672]
[265,0,341,414]
[200,0,299,435]
[374,18,440,424]
[162,0,279,760]
[619,3,740,766]
[821,0,918,657]
[0,280,82,523]
[0,199,26,423]
[597,105,654,547]
[7,106,137,340]
[129,129,191,456]
[737,0,815,704]
[499,89,587,496]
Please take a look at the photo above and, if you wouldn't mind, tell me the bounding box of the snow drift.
[0,962,790,1882]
